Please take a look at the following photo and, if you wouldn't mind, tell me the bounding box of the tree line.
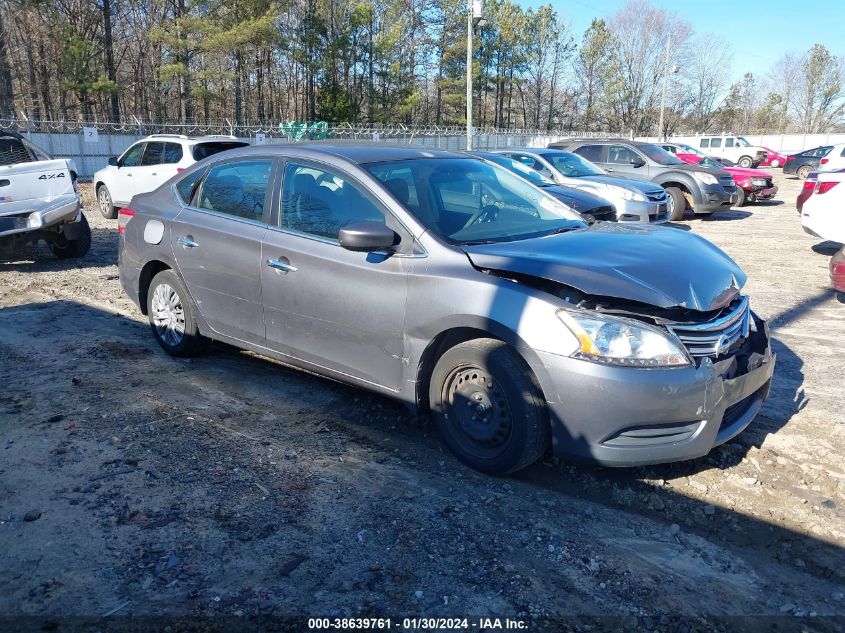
[0,0,843,134]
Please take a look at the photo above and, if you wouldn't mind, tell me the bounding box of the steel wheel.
[151,283,186,347]
[442,364,513,460]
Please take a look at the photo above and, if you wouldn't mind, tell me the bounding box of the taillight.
[802,180,816,191]
[118,208,136,234]
[820,158,829,165]
[785,156,795,163]
[815,181,840,195]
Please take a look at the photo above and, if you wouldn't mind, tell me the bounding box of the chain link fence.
[0,117,623,179]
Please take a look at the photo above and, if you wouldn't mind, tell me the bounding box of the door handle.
[267,258,297,272]
[177,236,199,248]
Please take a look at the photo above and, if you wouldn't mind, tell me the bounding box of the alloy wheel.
[99,188,111,216]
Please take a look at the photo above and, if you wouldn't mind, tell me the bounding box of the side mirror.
[631,158,646,168]
[108,156,119,167]
[339,221,398,252]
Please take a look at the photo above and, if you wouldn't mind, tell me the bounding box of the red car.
[758,147,788,168]
[672,154,778,206]
[831,248,845,293]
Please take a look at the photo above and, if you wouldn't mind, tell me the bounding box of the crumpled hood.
[723,166,773,180]
[463,223,746,311]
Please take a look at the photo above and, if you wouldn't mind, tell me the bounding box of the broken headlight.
[557,309,691,367]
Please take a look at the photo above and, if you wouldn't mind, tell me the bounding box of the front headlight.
[750,178,767,187]
[693,171,719,186]
[605,184,646,202]
[557,309,690,367]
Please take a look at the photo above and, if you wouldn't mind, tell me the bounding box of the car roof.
[552,138,649,146]
[216,141,469,164]
[144,134,247,143]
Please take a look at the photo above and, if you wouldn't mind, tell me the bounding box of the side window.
[710,138,722,148]
[725,137,735,148]
[574,144,604,162]
[140,142,165,166]
[700,139,710,148]
[661,145,675,153]
[281,163,385,240]
[162,143,183,164]
[0,138,33,165]
[196,160,272,222]
[840,147,845,157]
[512,153,535,167]
[120,143,145,167]
[175,168,206,204]
[377,166,420,213]
[607,145,641,164]
[527,158,554,178]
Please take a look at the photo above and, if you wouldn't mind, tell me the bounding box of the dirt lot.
[1,173,843,631]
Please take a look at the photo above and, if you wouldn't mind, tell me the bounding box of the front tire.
[735,187,746,207]
[146,269,206,357]
[665,186,686,221]
[51,214,91,259]
[97,184,117,219]
[737,155,753,168]
[429,338,550,475]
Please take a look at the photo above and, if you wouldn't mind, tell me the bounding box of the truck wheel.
[429,338,549,475]
[665,187,686,221]
[797,165,811,180]
[97,184,118,219]
[147,270,206,357]
[735,187,746,207]
[51,214,91,259]
[737,156,753,168]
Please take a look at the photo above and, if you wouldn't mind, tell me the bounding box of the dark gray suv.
[550,139,737,220]
[118,143,774,475]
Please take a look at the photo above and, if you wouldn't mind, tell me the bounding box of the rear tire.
[665,186,686,221]
[146,269,206,357]
[429,338,550,475]
[797,165,811,180]
[51,214,91,259]
[737,156,753,168]
[97,184,118,219]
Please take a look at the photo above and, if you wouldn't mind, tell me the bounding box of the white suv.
[670,135,767,168]
[93,135,248,218]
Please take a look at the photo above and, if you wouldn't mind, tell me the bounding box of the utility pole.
[466,0,485,151]
[657,34,671,142]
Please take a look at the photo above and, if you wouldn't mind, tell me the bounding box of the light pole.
[657,35,671,142]
[467,0,485,151]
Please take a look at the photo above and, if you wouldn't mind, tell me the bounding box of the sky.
[521,0,845,82]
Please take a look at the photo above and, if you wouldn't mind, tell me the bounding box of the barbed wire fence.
[0,116,623,178]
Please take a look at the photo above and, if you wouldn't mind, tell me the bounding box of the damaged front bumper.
[0,194,81,238]
[536,312,776,466]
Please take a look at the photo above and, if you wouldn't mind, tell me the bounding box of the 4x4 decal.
[38,172,66,180]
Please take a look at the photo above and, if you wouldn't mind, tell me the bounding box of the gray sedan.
[118,143,775,475]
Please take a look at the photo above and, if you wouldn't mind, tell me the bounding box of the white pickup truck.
[0,131,90,258]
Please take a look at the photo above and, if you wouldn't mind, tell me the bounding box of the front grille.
[645,190,666,202]
[667,296,750,358]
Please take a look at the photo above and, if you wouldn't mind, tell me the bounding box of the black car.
[783,146,834,179]
[471,152,616,222]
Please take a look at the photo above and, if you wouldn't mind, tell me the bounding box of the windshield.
[367,158,584,245]
[638,143,684,165]
[736,137,751,147]
[483,155,555,186]
[697,157,728,170]
[540,151,605,177]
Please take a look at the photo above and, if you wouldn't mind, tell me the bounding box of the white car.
[817,143,845,172]
[670,135,768,168]
[801,170,845,243]
[93,135,248,218]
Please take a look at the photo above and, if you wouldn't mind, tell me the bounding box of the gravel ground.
[0,173,843,631]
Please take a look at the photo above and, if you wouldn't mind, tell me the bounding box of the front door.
[114,142,146,205]
[260,161,409,391]
[605,144,648,181]
[172,157,275,344]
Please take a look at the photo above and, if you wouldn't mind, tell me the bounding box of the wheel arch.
[138,259,173,315]
[414,321,551,414]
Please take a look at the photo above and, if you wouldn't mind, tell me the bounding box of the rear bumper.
[535,313,775,467]
[0,195,81,237]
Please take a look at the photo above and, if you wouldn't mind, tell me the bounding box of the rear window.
[0,137,33,166]
[192,141,249,161]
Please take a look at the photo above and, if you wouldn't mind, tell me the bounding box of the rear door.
[260,160,410,390]
[571,144,608,177]
[172,157,275,344]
